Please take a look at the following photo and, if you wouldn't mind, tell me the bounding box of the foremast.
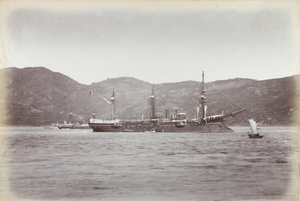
[110,88,117,120]
[149,85,156,120]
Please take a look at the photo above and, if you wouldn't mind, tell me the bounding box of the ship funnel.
[69,112,72,123]
[165,109,169,119]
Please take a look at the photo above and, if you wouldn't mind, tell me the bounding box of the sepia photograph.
[0,1,299,200]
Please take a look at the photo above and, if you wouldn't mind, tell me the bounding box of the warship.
[88,72,245,132]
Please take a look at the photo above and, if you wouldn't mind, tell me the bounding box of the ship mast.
[149,85,156,120]
[200,71,207,121]
[110,88,116,120]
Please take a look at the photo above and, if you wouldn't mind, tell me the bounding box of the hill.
[1,67,299,126]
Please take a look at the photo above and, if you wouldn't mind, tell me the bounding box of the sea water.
[1,126,298,201]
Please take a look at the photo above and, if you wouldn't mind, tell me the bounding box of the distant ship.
[58,113,91,129]
[58,122,90,129]
[88,72,245,133]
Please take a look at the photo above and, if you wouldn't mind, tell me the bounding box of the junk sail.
[248,119,258,134]
[248,119,263,138]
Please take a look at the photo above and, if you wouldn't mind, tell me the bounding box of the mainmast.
[110,88,117,119]
[200,71,207,121]
[149,85,156,119]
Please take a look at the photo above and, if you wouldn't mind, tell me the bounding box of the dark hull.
[248,134,264,138]
[58,125,91,129]
[58,125,73,129]
[88,122,233,133]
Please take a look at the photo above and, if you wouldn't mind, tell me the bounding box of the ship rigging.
[88,72,245,132]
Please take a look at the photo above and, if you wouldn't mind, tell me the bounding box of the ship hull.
[58,124,91,129]
[88,122,233,133]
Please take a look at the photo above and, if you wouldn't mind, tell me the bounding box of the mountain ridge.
[1,67,299,126]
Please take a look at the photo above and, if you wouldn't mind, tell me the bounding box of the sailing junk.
[88,72,245,132]
[248,119,264,138]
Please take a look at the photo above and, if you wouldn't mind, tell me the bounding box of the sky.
[1,1,300,84]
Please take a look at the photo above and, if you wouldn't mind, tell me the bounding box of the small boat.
[58,122,91,129]
[58,121,74,129]
[248,119,264,138]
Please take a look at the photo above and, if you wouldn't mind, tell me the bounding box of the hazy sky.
[2,1,299,84]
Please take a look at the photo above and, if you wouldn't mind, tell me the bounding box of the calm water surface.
[1,126,298,201]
